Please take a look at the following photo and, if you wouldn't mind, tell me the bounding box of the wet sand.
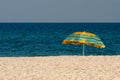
[0,56,120,80]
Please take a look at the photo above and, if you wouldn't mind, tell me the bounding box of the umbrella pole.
[82,44,85,56]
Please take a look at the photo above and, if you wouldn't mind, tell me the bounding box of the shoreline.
[0,55,120,57]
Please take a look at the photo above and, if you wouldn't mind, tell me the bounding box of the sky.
[0,0,120,22]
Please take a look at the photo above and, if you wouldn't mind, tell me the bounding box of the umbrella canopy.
[62,31,105,55]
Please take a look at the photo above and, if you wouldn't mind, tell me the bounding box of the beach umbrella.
[62,31,105,56]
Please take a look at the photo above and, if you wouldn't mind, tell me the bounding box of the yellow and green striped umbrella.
[62,31,105,56]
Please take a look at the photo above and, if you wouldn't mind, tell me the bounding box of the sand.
[0,56,120,80]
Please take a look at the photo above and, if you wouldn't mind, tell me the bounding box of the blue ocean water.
[0,23,120,57]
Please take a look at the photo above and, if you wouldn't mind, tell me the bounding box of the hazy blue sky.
[0,0,120,22]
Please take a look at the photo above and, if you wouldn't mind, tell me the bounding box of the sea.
[0,23,120,57]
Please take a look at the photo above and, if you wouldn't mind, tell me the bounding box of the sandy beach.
[0,56,120,80]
